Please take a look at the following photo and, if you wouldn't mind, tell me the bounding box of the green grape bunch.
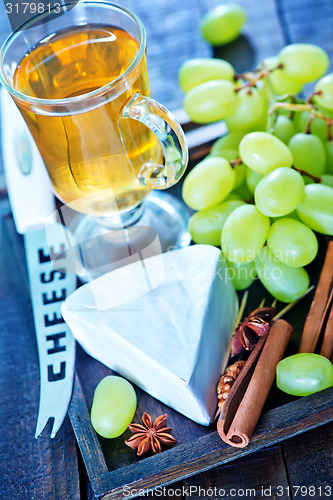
[179,31,333,302]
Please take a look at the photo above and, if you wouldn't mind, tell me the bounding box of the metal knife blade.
[1,88,77,439]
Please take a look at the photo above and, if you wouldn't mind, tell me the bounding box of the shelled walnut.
[217,360,246,411]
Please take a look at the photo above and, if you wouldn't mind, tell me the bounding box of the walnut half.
[217,360,246,411]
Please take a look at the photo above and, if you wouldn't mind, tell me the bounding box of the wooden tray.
[68,119,333,500]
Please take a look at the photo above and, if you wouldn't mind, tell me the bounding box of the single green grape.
[90,376,137,439]
[209,147,239,162]
[200,3,246,46]
[182,156,235,210]
[272,115,297,144]
[211,132,246,154]
[321,174,333,187]
[225,87,267,133]
[277,353,333,396]
[321,108,333,120]
[221,204,270,263]
[208,149,245,188]
[314,73,333,110]
[267,218,318,267]
[288,133,326,177]
[269,67,303,95]
[278,44,329,83]
[184,80,238,123]
[296,183,333,235]
[255,247,310,303]
[261,56,302,95]
[232,163,246,188]
[239,132,293,174]
[188,200,245,246]
[178,58,235,92]
[295,110,329,142]
[245,166,263,194]
[226,258,257,290]
[254,167,305,217]
[324,140,333,174]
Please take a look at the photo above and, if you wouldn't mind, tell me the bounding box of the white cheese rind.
[61,245,238,425]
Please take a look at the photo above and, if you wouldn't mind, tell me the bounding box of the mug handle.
[122,92,188,189]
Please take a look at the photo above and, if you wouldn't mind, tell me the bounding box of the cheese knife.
[1,89,77,438]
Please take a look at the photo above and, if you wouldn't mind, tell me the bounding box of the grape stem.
[235,69,270,92]
[271,101,333,141]
[235,62,283,88]
[273,286,315,320]
[235,68,330,136]
[230,157,243,168]
[272,101,333,125]
[292,165,322,183]
[328,126,333,141]
[234,63,285,92]
[306,90,323,104]
[305,114,314,134]
[271,102,313,113]
[235,291,249,328]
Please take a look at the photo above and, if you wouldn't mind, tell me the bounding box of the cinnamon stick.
[320,295,333,362]
[217,319,293,448]
[298,240,333,354]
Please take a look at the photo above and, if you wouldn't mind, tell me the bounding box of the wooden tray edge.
[69,372,333,500]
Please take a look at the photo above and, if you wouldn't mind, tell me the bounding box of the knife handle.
[1,89,55,233]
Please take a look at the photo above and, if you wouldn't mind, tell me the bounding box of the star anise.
[230,306,276,357]
[125,412,177,456]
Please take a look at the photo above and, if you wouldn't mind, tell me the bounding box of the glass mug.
[0,1,189,276]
